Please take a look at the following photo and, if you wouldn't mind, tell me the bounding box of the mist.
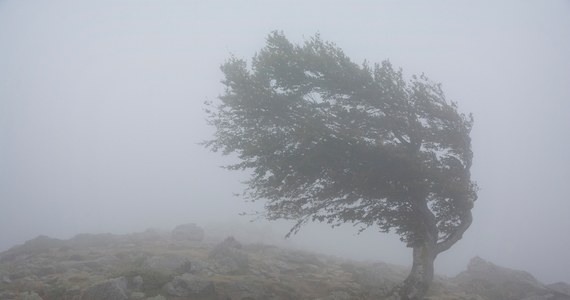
[1,0,569,285]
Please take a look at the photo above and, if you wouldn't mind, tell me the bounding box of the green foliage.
[205,31,477,246]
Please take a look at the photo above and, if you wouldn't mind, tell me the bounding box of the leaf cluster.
[205,32,477,244]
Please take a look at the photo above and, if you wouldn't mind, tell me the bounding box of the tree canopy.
[205,31,477,298]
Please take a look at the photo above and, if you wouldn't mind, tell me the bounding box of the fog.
[1,0,569,284]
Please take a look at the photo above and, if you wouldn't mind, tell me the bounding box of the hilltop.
[1,224,568,300]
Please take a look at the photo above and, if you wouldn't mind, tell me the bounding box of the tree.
[204,32,477,299]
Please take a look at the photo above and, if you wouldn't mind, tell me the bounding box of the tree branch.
[435,210,472,255]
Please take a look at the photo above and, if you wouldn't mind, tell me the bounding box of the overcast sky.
[1,0,569,284]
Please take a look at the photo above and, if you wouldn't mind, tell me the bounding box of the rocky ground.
[0,224,569,300]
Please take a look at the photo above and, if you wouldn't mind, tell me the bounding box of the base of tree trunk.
[387,243,436,300]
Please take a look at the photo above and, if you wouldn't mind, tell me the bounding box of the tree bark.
[397,240,437,300]
[392,193,439,300]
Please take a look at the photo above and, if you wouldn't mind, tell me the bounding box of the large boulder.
[209,237,249,274]
[171,223,205,242]
[548,282,570,296]
[454,257,570,300]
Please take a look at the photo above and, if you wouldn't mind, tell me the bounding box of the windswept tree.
[204,32,477,299]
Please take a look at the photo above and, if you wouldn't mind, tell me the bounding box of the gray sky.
[1,0,569,284]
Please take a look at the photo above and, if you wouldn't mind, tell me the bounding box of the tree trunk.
[397,240,437,300]
[387,191,472,300]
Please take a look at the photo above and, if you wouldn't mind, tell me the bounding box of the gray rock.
[459,256,541,287]
[163,273,215,297]
[0,235,64,262]
[145,295,166,300]
[454,257,566,300]
[186,258,210,274]
[209,237,249,274]
[171,223,205,242]
[548,282,570,296]
[213,236,242,250]
[81,277,129,300]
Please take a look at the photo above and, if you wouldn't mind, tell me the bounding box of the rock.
[171,223,205,242]
[0,235,64,262]
[213,236,242,250]
[186,258,210,274]
[163,273,216,297]
[454,257,565,300]
[3,226,570,300]
[81,277,129,300]
[548,282,570,296]
[209,237,249,274]
[461,256,541,286]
